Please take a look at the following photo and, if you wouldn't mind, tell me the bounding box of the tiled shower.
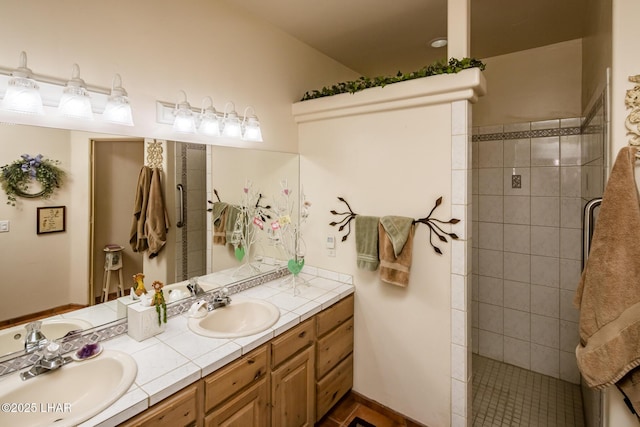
[471,105,605,386]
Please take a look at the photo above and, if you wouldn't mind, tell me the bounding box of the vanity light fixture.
[0,51,134,124]
[172,90,197,133]
[222,102,242,138]
[198,96,220,136]
[241,106,263,142]
[103,74,134,126]
[0,51,44,115]
[58,64,94,119]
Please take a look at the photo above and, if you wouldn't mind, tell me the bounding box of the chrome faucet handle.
[24,321,47,353]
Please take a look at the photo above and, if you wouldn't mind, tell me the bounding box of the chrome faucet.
[187,277,205,297]
[209,287,231,310]
[24,321,47,353]
[20,341,72,381]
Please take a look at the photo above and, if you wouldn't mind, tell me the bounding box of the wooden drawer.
[119,382,201,427]
[271,318,315,368]
[316,316,354,379]
[204,377,268,427]
[316,294,353,338]
[316,353,353,422]
[204,345,268,412]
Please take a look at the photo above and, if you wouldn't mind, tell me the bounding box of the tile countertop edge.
[84,274,354,427]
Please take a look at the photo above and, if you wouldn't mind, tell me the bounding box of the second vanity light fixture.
[156,92,263,142]
[0,51,134,126]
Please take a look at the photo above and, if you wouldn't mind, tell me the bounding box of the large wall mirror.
[0,123,299,359]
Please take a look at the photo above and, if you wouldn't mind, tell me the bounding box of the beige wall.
[0,125,73,321]
[299,105,453,425]
[582,0,612,111]
[474,40,583,127]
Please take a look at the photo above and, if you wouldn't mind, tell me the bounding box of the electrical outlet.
[327,249,336,257]
[0,220,8,233]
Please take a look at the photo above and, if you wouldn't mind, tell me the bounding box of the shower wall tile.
[503,138,531,167]
[561,135,581,166]
[504,224,530,254]
[560,290,579,322]
[479,303,503,334]
[504,308,530,340]
[478,249,503,278]
[479,124,504,135]
[479,140,503,168]
[479,168,504,195]
[479,222,503,250]
[531,255,559,287]
[531,137,560,166]
[561,117,582,128]
[560,320,579,353]
[531,226,559,257]
[531,167,560,196]
[472,169,479,194]
[504,122,531,132]
[503,168,530,196]
[472,221,479,248]
[531,285,559,318]
[503,336,530,370]
[560,259,581,291]
[561,166,581,197]
[560,197,582,229]
[472,301,479,328]
[560,228,582,260]
[504,196,530,225]
[478,276,504,305]
[503,252,530,283]
[472,195,479,221]
[472,328,479,354]
[472,140,478,169]
[531,197,559,227]
[531,343,559,378]
[531,119,560,130]
[472,274,479,301]
[560,351,581,383]
[478,195,503,222]
[531,314,559,348]
[478,329,503,361]
[504,280,530,312]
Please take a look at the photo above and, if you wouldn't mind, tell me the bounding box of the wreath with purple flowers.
[0,154,65,206]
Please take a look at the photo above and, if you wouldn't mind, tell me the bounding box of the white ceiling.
[224,0,586,76]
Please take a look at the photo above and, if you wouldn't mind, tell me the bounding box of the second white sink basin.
[0,319,93,357]
[0,349,137,427]
[188,298,280,338]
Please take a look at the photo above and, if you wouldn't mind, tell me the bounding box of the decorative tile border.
[472,126,581,142]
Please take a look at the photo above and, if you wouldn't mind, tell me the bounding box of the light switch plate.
[0,220,8,233]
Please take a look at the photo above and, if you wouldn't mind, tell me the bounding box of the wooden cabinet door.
[271,346,315,427]
[119,382,201,427]
[204,377,268,427]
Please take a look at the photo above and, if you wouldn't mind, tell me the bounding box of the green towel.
[210,202,228,226]
[225,205,243,244]
[380,216,414,257]
[355,215,380,271]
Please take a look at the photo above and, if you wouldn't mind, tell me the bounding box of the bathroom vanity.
[73,269,355,427]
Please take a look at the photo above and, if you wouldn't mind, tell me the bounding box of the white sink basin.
[0,350,137,427]
[0,319,93,356]
[164,281,217,302]
[188,298,280,338]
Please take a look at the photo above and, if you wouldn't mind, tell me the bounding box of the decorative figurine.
[133,273,147,296]
[152,280,167,326]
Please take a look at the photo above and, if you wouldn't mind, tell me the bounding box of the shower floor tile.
[472,354,584,426]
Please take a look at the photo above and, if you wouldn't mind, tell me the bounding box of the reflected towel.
[355,215,380,271]
[225,205,243,244]
[574,147,640,412]
[145,168,170,258]
[129,166,152,253]
[210,202,228,245]
[379,216,415,287]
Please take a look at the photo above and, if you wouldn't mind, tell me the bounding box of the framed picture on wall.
[37,206,66,234]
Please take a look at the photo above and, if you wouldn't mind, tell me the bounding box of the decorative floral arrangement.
[0,154,65,206]
[300,57,486,101]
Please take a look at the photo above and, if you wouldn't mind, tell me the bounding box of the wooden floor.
[316,392,424,427]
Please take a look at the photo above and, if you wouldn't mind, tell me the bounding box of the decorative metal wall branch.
[328,196,459,254]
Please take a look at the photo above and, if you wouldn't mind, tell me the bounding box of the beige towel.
[355,215,380,271]
[379,216,415,287]
[129,166,152,253]
[574,147,640,410]
[210,202,228,245]
[145,168,170,258]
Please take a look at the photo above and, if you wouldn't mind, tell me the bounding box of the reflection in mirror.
[0,123,299,359]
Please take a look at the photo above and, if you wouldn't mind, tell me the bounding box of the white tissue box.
[127,302,166,341]
[117,295,138,319]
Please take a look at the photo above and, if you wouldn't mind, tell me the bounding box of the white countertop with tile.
[77,268,353,427]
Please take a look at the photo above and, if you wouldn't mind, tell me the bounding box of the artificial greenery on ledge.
[0,154,65,206]
[300,57,486,101]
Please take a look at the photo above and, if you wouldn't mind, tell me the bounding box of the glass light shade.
[103,95,134,125]
[58,85,93,119]
[222,111,242,138]
[1,77,44,115]
[242,117,263,142]
[198,108,220,136]
[173,103,196,133]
